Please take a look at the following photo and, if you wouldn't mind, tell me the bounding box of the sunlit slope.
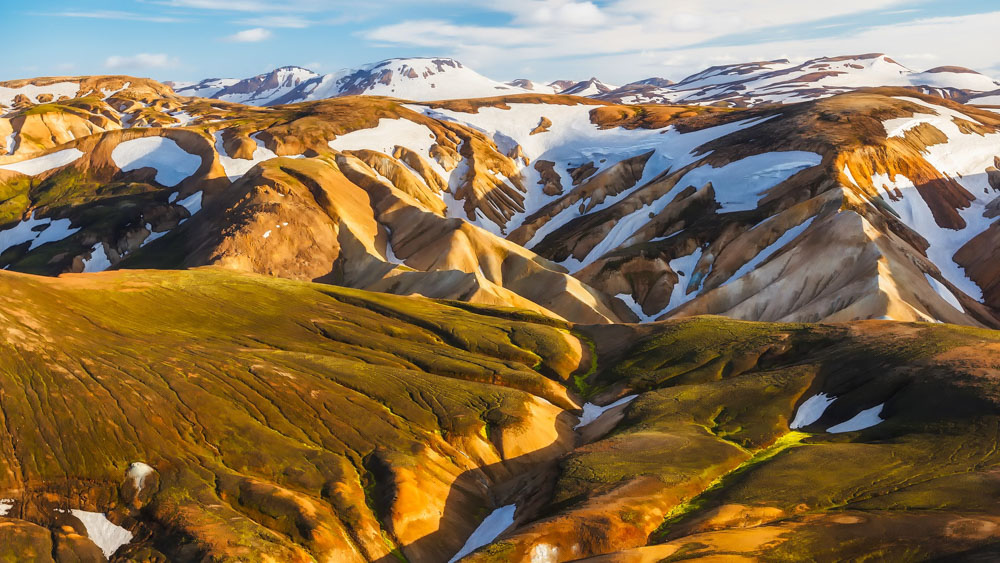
[0,268,998,561]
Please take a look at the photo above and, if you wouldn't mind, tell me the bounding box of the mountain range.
[164,54,1000,108]
[0,52,999,561]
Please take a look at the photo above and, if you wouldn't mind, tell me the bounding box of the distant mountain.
[597,53,1000,106]
[174,58,533,105]
[172,66,319,105]
[559,77,618,96]
[505,78,559,94]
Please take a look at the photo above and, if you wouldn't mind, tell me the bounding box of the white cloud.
[104,53,180,70]
[364,4,1000,84]
[225,28,274,42]
[514,1,606,27]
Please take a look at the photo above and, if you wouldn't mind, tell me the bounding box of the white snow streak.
[790,393,836,429]
[0,148,84,175]
[448,504,517,562]
[827,403,885,433]
[574,395,638,429]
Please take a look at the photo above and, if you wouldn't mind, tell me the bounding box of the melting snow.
[0,82,79,107]
[3,131,17,156]
[0,148,84,176]
[924,273,965,313]
[790,393,836,429]
[448,504,517,562]
[574,395,638,429]
[176,191,203,216]
[674,152,822,212]
[615,293,656,323]
[142,224,169,246]
[872,172,988,302]
[111,137,201,187]
[127,462,154,491]
[262,230,271,239]
[665,247,705,312]
[69,509,133,559]
[0,498,13,516]
[723,217,815,286]
[82,243,111,272]
[214,131,302,180]
[827,403,885,433]
[0,213,80,254]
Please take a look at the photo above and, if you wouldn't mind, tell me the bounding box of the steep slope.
[0,79,997,327]
[0,267,585,562]
[0,269,998,561]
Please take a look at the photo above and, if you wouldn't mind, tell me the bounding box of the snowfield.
[0,213,79,255]
[0,148,85,175]
[0,82,80,107]
[111,137,201,187]
[215,131,303,180]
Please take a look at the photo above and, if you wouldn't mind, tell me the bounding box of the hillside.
[0,268,998,561]
[0,79,997,327]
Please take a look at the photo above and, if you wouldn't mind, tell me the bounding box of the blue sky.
[3,1,999,84]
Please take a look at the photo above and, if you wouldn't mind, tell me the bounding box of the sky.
[3,0,1000,85]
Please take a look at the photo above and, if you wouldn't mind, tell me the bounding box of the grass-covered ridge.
[0,268,999,561]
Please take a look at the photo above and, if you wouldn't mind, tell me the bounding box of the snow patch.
[924,273,965,313]
[790,393,836,429]
[214,131,302,180]
[111,137,201,187]
[675,152,822,213]
[0,213,80,254]
[176,191,203,216]
[574,395,638,429]
[723,217,815,286]
[448,504,517,562]
[69,510,133,559]
[0,82,79,107]
[127,462,154,491]
[0,148,84,176]
[827,403,885,433]
[665,247,705,312]
[615,293,656,323]
[82,243,111,272]
[871,172,988,302]
[0,498,13,516]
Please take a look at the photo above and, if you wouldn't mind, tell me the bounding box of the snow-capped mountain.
[505,79,559,94]
[598,54,1000,106]
[173,54,1000,110]
[559,77,618,97]
[173,66,319,105]
[174,58,532,106]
